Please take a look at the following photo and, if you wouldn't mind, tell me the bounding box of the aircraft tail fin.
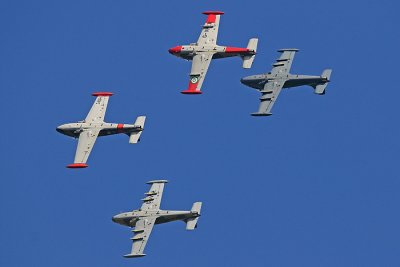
[186,202,202,230]
[242,38,258,69]
[314,69,332,95]
[129,116,146,144]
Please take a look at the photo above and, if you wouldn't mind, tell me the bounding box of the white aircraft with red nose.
[169,11,258,94]
[56,92,146,168]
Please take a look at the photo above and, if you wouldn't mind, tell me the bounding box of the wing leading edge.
[197,11,224,45]
[124,217,156,258]
[252,49,298,116]
[252,82,284,116]
[181,53,213,94]
[124,180,168,257]
[67,129,100,167]
[140,180,168,211]
[270,49,298,75]
[85,92,113,122]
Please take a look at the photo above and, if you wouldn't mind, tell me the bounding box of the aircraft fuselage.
[241,74,329,90]
[112,210,200,227]
[56,122,142,138]
[169,44,255,60]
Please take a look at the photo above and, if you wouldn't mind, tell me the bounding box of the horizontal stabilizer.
[242,38,258,69]
[134,116,146,129]
[129,133,142,144]
[186,218,199,230]
[186,202,202,230]
[129,116,146,144]
[322,69,332,80]
[314,84,327,95]
[191,202,202,214]
[314,69,332,95]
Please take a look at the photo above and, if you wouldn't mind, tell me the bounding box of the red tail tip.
[92,92,113,97]
[66,163,88,168]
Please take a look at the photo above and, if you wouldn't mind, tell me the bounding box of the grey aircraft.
[169,11,258,94]
[112,180,202,258]
[56,92,146,168]
[240,49,332,116]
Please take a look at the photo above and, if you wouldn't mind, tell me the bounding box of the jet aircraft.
[56,92,146,168]
[169,11,258,94]
[240,49,332,116]
[112,180,202,258]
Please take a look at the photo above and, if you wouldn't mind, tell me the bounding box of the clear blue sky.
[1,0,399,266]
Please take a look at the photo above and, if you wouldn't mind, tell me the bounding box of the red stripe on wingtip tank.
[67,163,88,168]
[202,11,224,15]
[117,124,124,133]
[92,92,113,97]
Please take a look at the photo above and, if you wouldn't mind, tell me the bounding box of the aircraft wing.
[197,11,223,45]
[85,92,113,123]
[270,49,298,75]
[251,81,284,116]
[70,129,100,166]
[124,217,156,258]
[182,53,213,94]
[140,180,168,211]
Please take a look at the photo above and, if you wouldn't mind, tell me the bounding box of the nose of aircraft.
[112,214,123,223]
[240,76,251,85]
[168,46,182,54]
[56,125,65,133]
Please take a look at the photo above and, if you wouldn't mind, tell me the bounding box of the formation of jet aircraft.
[56,92,146,168]
[169,11,258,94]
[241,49,332,116]
[112,180,202,257]
[55,10,333,259]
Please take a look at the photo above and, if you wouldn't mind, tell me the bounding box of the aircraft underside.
[283,77,326,88]
[116,211,195,227]
[58,125,139,138]
[243,77,326,90]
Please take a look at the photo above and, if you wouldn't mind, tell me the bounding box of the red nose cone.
[168,46,182,54]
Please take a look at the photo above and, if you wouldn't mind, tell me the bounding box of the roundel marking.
[191,77,199,84]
